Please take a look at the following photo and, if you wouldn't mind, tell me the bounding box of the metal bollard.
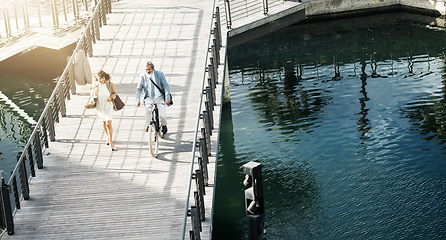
[243,161,266,240]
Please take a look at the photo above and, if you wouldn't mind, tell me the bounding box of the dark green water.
[0,44,74,180]
[213,13,446,239]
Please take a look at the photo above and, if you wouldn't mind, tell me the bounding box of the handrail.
[181,0,222,238]
[0,0,111,235]
[0,0,93,42]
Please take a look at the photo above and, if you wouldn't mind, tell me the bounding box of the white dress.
[96,83,114,121]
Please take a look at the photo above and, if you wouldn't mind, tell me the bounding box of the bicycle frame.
[150,103,161,134]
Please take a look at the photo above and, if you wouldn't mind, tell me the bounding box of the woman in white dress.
[90,70,117,150]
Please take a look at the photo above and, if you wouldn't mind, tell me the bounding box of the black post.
[27,145,36,177]
[198,157,208,186]
[11,175,20,210]
[205,101,214,130]
[17,152,30,200]
[1,178,14,235]
[224,0,232,29]
[32,125,44,169]
[242,161,265,240]
[188,205,201,240]
[201,127,211,157]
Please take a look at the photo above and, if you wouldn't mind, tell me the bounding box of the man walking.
[136,61,172,134]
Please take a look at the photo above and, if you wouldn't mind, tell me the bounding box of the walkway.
[2,0,222,239]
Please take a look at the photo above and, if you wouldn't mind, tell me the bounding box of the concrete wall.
[306,0,446,17]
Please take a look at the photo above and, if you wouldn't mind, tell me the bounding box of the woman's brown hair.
[97,70,111,81]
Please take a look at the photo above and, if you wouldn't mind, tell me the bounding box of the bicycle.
[147,103,164,158]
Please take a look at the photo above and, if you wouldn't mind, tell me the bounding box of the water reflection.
[215,12,446,239]
[0,44,74,179]
[358,60,370,140]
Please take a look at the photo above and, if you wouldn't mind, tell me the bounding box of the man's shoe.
[162,125,168,135]
[145,126,149,132]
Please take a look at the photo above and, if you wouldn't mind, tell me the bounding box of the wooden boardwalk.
[2,0,223,239]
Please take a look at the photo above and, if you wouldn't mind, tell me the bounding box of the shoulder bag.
[149,77,173,106]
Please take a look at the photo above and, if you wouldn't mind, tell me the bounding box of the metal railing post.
[205,101,214,130]
[32,125,44,169]
[224,0,232,29]
[13,2,19,30]
[3,8,12,38]
[263,0,268,15]
[27,144,36,177]
[11,175,19,209]
[50,0,60,33]
[44,99,56,141]
[1,178,14,235]
[198,157,208,186]
[72,0,79,22]
[17,153,30,201]
[188,206,201,240]
[21,0,29,29]
[37,1,42,27]
[58,79,67,117]
[62,0,68,21]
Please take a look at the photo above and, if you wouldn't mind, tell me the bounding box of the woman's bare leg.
[107,120,114,148]
[102,121,109,144]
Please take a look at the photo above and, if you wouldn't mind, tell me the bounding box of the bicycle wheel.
[148,124,159,158]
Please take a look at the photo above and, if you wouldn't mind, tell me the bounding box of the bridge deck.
[2,0,223,239]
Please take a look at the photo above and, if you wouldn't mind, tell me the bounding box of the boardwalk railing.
[0,0,111,235]
[223,0,303,29]
[0,0,96,46]
[182,1,223,239]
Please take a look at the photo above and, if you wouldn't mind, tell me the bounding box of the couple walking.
[89,61,172,151]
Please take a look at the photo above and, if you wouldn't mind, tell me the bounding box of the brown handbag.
[112,95,125,111]
[84,98,97,109]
